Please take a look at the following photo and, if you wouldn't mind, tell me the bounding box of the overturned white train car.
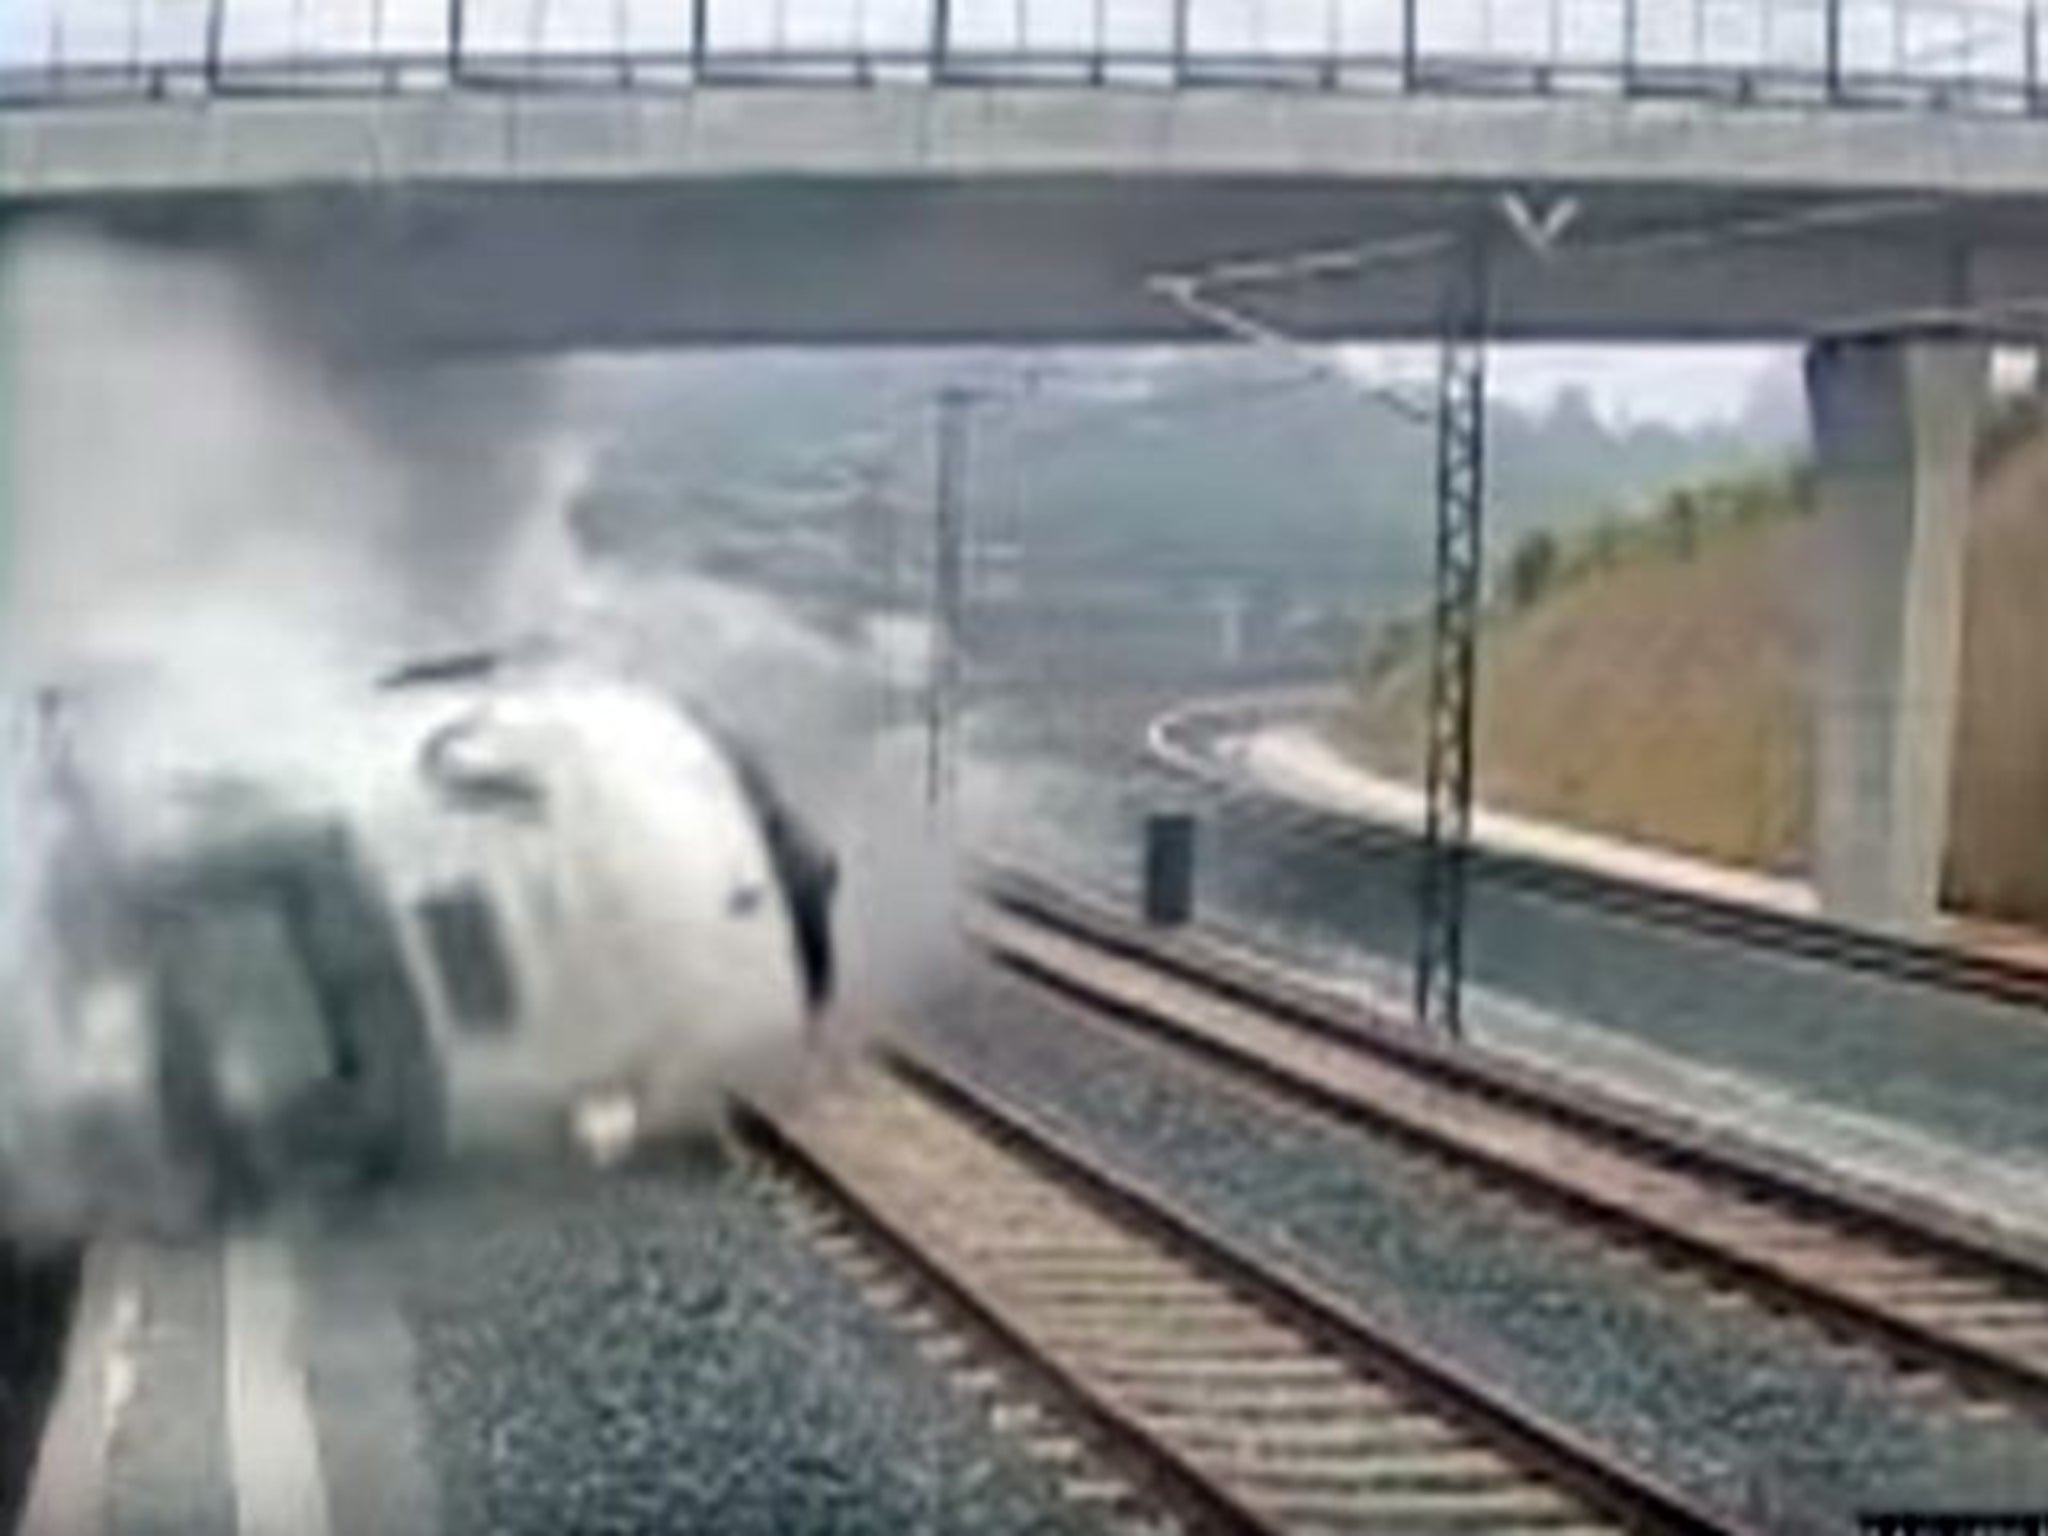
[7,659,836,1229]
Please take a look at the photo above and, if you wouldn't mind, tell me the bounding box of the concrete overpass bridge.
[8,0,2048,348]
[3,0,2042,977]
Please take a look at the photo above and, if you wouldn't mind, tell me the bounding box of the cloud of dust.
[565,562,969,1052]
[0,229,967,1233]
[2,230,583,808]
[0,230,590,1232]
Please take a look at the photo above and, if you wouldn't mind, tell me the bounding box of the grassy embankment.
[1345,398,2048,925]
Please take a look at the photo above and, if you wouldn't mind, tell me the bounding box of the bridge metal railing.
[1,0,2041,119]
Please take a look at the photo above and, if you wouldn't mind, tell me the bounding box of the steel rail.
[979,866,2048,1419]
[1146,699,2048,1012]
[751,1044,1741,1535]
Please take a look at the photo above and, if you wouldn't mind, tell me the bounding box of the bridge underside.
[12,174,2048,355]
[9,91,2048,351]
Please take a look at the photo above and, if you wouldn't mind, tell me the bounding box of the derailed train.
[7,658,837,1229]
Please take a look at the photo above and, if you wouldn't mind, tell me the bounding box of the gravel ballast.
[1213,806,2048,1167]
[973,695,2048,1174]
[341,1149,1104,1536]
[915,965,2048,1536]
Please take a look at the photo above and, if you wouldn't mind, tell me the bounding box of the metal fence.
[2,0,2040,115]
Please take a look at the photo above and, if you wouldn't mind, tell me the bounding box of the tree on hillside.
[1664,489,1701,558]
[1503,530,1561,610]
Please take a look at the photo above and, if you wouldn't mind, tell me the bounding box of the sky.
[1347,344,1790,432]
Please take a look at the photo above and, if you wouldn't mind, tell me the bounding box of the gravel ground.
[967,693,2048,1171]
[350,1148,1105,1536]
[1211,807,2048,1166]
[914,965,2048,1535]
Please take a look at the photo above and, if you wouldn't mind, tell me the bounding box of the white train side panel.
[365,676,816,1155]
[2,665,836,1236]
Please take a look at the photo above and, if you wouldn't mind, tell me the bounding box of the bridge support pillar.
[1804,334,1987,935]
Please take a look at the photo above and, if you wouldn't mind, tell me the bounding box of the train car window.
[416,885,519,1034]
[275,832,447,1183]
[159,898,335,1120]
[154,892,341,1204]
[139,825,450,1198]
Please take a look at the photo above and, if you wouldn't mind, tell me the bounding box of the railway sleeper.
[1194,1446,1521,1493]
[1240,1481,1591,1532]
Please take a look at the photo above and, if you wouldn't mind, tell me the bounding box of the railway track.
[751,1048,1740,1536]
[975,866,2048,1424]
[1148,698,2048,1012]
